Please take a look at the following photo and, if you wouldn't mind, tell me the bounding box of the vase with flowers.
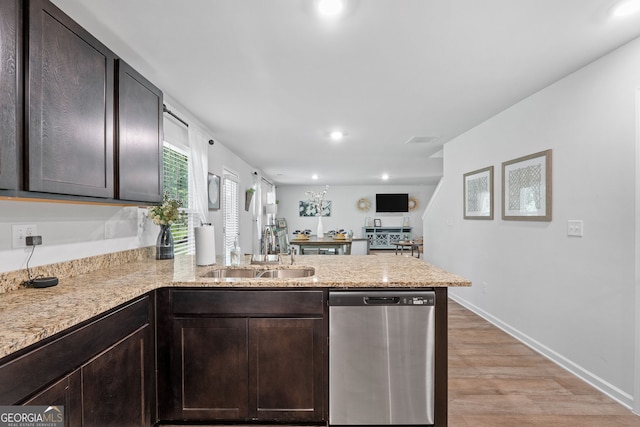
[148,193,184,260]
[306,185,329,238]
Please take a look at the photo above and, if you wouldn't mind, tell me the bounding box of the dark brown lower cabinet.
[22,327,149,427]
[23,371,82,427]
[249,318,324,421]
[161,289,327,424]
[173,318,249,420]
[81,326,151,427]
[0,295,155,427]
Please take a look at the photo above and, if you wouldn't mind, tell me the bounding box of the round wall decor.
[408,196,419,211]
[357,197,371,212]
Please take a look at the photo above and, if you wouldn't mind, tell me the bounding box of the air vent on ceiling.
[405,136,441,145]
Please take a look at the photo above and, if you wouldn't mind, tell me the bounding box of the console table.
[362,227,412,250]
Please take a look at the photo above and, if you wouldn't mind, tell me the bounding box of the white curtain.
[188,127,209,225]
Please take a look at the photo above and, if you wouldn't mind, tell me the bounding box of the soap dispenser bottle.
[230,236,241,266]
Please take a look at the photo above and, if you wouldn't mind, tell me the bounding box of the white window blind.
[163,143,196,255]
[223,171,239,257]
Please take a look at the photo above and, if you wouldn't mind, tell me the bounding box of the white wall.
[277,184,436,238]
[424,36,640,408]
[0,202,157,273]
[204,139,266,258]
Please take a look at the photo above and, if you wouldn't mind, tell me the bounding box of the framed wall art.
[208,173,220,210]
[502,149,552,221]
[299,200,332,217]
[463,166,494,219]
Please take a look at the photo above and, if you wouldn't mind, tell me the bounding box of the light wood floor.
[448,298,640,426]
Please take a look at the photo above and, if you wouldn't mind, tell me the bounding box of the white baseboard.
[448,293,636,412]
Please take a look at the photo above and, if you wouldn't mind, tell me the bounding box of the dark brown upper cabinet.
[2,0,163,203]
[26,0,115,198]
[0,0,21,190]
[116,60,163,203]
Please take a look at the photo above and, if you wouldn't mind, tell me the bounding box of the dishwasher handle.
[364,296,400,305]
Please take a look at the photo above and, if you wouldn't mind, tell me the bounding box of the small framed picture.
[463,166,494,220]
[373,218,382,227]
[502,149,552,221]
[277,218,287,228]
[208,173,220,210]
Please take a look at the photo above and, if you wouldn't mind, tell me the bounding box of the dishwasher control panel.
[404,295,434,305]
[329,290,435,306]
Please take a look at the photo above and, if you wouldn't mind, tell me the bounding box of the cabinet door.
[81,326,152,427]
[0,0,21,190]
[116,59,163,203]
[22,371,81,427]
[27,0,115,198]
[172,318,249,420]
[249,318,325,422]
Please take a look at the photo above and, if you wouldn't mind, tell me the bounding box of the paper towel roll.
[195,225,216,265]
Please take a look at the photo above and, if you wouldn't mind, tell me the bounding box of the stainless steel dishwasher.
[329,290,436,426]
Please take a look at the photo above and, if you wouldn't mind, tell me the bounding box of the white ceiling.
[52,0,640,185]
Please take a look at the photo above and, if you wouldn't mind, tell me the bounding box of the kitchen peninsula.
[0,251,470,426]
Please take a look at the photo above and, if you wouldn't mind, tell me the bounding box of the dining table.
[290,235,353,255]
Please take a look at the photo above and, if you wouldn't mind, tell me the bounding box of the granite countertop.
[0,254,470,360]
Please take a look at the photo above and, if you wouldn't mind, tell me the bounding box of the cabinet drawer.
[172,290,325,316]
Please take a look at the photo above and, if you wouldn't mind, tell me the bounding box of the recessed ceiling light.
[381,173,389,181]
[316,0,344,17]
[312,174,319,180]
[329,130,344,141]
[612,0,640,17]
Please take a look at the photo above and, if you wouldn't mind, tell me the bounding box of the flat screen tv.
[376,193,409,213]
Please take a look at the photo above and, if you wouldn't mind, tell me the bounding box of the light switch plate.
[567,220,583,237]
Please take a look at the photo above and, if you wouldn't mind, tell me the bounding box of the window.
[163,142,195,255]
[223,170,239,257]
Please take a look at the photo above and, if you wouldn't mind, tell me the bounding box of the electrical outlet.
[12,224,38,248]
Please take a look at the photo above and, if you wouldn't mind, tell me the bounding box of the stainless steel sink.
[201,267,315,279]
[257,268,315,278]
[202,269,259,278]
